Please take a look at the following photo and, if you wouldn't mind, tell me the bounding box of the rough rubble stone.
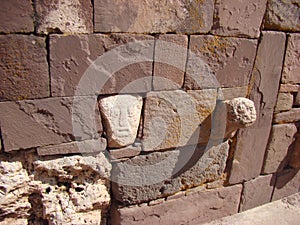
[0,96,102,151]
[263,124,297,174]
[274,93,294,113]
[273,108,300,123]
[212,0,267,38]
[142,89,217,151]
[0,35,49,101]
[229,31,286,184]
[153,34,188,91]
[50,34,154,97]
[282,34,300,84]
[35,0,93,34]
[99,95,143,148]
[0,0,34,33]
[264,0,300,32]
[33,152,111,225]
[37,138,107,156]
[272,169,300,201]
[112,185,242,225]
[0,161,31,220]
[112,141,229,205]
[279,84,299,93]
[185,36,257,89]
[289,137,300,168]
[94,0,214,34]
[239,175,274,212]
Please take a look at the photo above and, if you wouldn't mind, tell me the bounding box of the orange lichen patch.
[185,0,205,31]
[198,36,232,58]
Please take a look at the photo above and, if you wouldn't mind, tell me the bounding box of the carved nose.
[119,109,128,127]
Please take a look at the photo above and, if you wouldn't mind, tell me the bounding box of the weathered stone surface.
[274,93,294,113]
[0,35,49,101]
[263,124,297,174]
[279,84,299,93]
[0,0,34,33]
[0,161,31,220]
[50,34,153,97]
[272,169,300,201]
[0,96,102,151]
[35,0,93,34]
[229,31,286,184]
[109,143,142,160]
[205,193,300,225]
[94,0,214,34]
[112,141,229,204]
[240,175,274,212]
[213,0,267,38]
[282,34,300,84]
[185,36,257,89]
[112,185,242,225]
[37,138,107,156]
[295,89,300,106]
[220,86,248,100]
[273,108,300,123]
[142,89,217,151]
[264,0,300,32]
[99,95,143,148]
[153,34,188,91]
[33,152,111,224]
[289,137,300,168]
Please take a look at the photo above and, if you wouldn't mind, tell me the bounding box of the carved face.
[99,95,143,148]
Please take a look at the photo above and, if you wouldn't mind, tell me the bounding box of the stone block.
[112,141,229,205]
[289,137,300,168]
[109,144,142,160]
[212,0,267,38]
[37,138,107,156]
[111,185,242,225]
[94,0,214,34]
[295,89,300,106]
[220,87,248,100]
[50,34,154,97]
[35,0,93,34]
[264,0,300,32]
[262,124,297,174]
[99,95,143,148]
[274,93,294,113]
[279,84,299,93]
[239,175,274,212]
[0,35,49,101]
[229,31,286,184]
[185,36,257,89]
[0,0,34,33]
[153,34,188,91]
[142,89,217,151]
[273,108,300,123]
[282,34,300,84]
[272,169,300,201]
[0,96,102,151]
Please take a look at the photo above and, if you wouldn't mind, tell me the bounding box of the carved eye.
[127,108,134,117]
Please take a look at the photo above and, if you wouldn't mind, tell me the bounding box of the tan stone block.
[274,93,294,113]
[0,35,49,101]
[273,108,300,123]
[213,0,267,38]
[109,144,142,160]
[220,86,248,100]
[35,0,93,34]
[279,84,299,93]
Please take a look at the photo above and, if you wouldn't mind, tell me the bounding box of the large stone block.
[112,185,242,225]
[112,141,229,205]
[272,169,300,201]
[185,36,257,89]
[99,95,143,148]
[239,175,274,212]
[262,124,297,174]
[0,96,102,151]
[274,93,294,113]
[35,0,93,34]
[94,0,214,34]
[142,89,217,151]
[212,0,267,38]
[50,34,154,97]
[282,34,300,84]
[153,34,188,91]
[229,31,286,184]
[0,35,49,101]
[264,0,300,32]
[0,0,34,33]
[289,137,300,168]
[279,84,299,93]
[273,108,300,123]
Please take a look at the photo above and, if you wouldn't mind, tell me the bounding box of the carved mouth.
[117,129,130,136]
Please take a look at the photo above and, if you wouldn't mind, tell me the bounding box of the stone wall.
[0,0,299,225]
